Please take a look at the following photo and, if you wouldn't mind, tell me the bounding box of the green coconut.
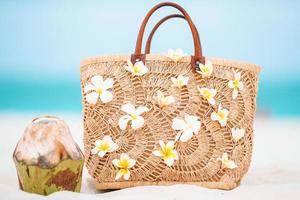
[14,159,83,195]
[13,116,84,195]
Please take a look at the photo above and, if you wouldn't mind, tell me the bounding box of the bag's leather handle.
[145,14,200,54]
[131,2,205,70]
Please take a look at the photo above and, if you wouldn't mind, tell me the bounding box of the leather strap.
[131,2,205,70]
[145,14,200,54]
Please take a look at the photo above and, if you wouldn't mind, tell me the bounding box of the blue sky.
[0,0,299,115]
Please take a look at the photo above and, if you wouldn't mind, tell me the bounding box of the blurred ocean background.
[0,0,299,116]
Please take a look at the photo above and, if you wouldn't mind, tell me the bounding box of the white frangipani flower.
[112,153,136,180]
[171,75,189,88]
[231,128,245,142]
[228,71,244,99]
[167,48,186,62]
[84,75,114,104]
[211,104,229,127]
[217,153,238,169]
[198,87,217,106]
[91,135,119,157]
[153,140,178,167]
[172,115,201,142]
[125,60,148,76]
[155,90,175,108]
[196,60,213,77]
[118,103,149,130]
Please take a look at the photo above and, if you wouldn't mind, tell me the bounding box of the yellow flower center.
[98,142,110,152]
[233,79,240,89]
[184,123,193,131]
[160,146,176,160]
[118,159,130,169]
[173,54,180,59]
[132,65,141,74]
[202,89,212,100]
[223,159,229,164]
[217,111,225,120]
[202,66,209,73]
[159,98,168,107]
[177,79,184,87]
[118,168,129,175]
[131,114,138,120]
[96,88,103,95]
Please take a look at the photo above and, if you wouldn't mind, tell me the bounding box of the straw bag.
[80,2,260,190]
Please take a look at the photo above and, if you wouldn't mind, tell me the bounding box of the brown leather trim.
[130,54,146,64]
[145,14,185,54]
[145,14,200,55]
[191,56,206,72]
[131,2,205,68]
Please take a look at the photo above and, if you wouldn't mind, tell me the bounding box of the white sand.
[1,113,299,200]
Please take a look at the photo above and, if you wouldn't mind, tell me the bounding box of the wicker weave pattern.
[80,55,260,190]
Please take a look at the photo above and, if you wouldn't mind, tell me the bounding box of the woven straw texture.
[80,55,260,190]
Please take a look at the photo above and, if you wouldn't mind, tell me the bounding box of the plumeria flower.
[154,90,175,108]
[112,153,136,180]
[228,71,244,99]
[231,128,245,142]
[153,140,178,167]
[125,60,148,76]
[217,153,238,169]
[118,103,149,130]
[211,104,229,127]
[196,60,213,78]
[91,135,119,157]
[198,87,217,106]
[167,48,186,62]
[172,115,201,142]
[84,75,114,104]
[171,75,189,88]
